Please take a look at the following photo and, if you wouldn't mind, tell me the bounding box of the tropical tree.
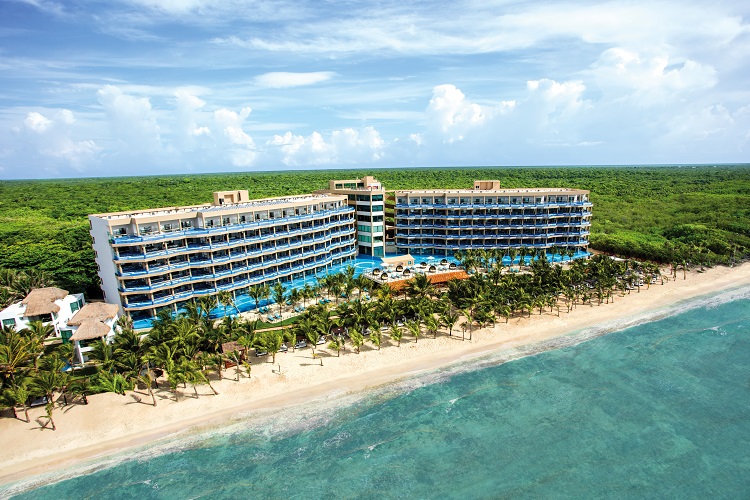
[2,379,31,422]
[217,290,235,317]
[407,320,421,344]
[369,329,382,350]
[21,320,54,340]
[389,324,403,347]
[30,368,67,430]
[328,335,344,357]
[272,282,287,317]
[425,315,439,339]
[349,327,364,353]
[258,330,284,364]
[440,311,459,337]
[248,284,269,312]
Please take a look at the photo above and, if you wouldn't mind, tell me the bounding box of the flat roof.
[394,188,589,195]
[91,193,346,221]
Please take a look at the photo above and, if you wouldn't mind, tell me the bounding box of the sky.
[0,0,748,179]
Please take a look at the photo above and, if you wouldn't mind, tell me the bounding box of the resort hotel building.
[393,180,592,256]
[89,177,591,324]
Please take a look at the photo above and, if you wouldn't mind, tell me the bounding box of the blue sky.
[0,0,748,179]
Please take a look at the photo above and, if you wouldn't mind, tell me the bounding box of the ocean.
[6,285,750,499]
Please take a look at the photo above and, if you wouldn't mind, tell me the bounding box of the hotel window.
[2,318,15,329]
[372,194,384,201]
[358,234,372,243]
[70,301,80,314]
[371,205,384,212]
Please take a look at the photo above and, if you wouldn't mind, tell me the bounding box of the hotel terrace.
[393,180,592,257]
[89,177,592,323]
[90,190,357,324]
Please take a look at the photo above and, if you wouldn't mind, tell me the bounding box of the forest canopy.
[0,165,747,298]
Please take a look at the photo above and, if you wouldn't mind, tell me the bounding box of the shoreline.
[3,262,750,490]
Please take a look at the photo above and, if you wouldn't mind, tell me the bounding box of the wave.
[5,283,749,497]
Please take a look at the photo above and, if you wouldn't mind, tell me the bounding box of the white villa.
[67,302,120,365]
[0,287,85,340]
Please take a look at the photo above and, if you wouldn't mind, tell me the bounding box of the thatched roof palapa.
[68,302,119,326]
[70,319,112,341]
[22,287,69,317]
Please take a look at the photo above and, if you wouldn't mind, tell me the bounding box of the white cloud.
[215,2,746,58]
[590,48,717,105]
[254,71,335,88]
[97,85,161,153]
[24,112,52,133]
[18,109,100,171]
[267,126,384,166]
[426,85,486,143]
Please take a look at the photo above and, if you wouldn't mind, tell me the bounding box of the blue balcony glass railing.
[111,206,355,245]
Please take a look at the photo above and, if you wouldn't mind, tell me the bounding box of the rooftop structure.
[0,287,86,338]
[67,302,120,364]
[322,176,386,257]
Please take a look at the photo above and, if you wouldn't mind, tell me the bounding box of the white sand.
[2,262,750,486]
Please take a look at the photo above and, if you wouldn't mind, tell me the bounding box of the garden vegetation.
[0,165,747,301]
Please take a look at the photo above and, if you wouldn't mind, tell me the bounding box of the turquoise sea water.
[7,286,750,499]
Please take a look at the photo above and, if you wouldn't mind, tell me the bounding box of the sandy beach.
[2,262,750,488]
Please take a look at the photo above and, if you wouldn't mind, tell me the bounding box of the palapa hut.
[68,302,120,365]
[0,286,85,336]
[221,341,247,368]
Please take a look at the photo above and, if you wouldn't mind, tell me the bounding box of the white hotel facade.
[90,177,591,322]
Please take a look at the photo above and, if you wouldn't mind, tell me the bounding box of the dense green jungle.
[0,165,748,299]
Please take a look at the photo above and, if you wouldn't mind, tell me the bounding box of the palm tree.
[425,315,439,339]
[257,330,284,364]
[507,247,518,271]
[494,303,512,324]
[21,320,54,340]
[289,288,302,313]
[407,320,421,344]
[248,284,269,312]
[217,290,235,317]
[272,282,287,318]
[89,339,116,372]
[328,335,344,357]
[0,329,38,382]
[349,327,364,353]
[518,246,528,271]
[461,308,473,341]
[440,311,459,337]
[389,324,403,346]
[404,274,436,301]
[2,379,31,422]
[328,274,345,304]
[30,369,66,429]
[369,329,382,350]
[198,295,219,320]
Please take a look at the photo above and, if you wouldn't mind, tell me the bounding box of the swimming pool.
[131,251,587,329]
